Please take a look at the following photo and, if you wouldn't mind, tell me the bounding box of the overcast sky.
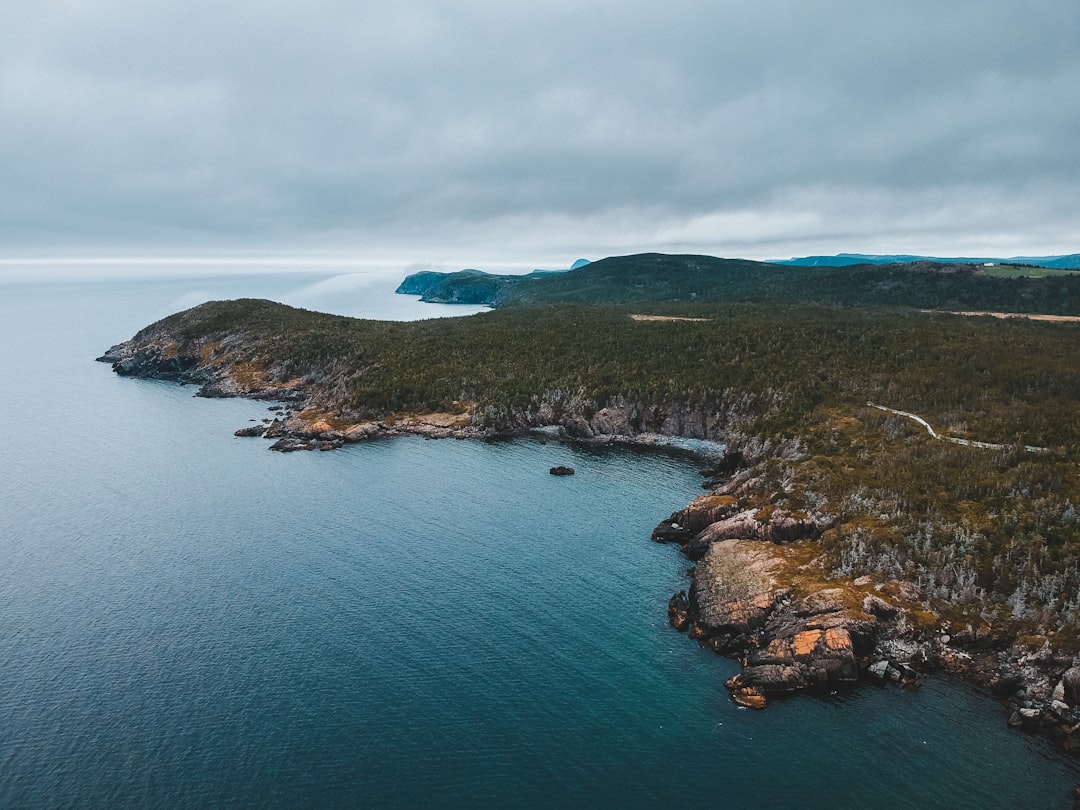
[2,0,1078,266]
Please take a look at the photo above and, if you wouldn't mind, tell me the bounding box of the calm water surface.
[1,270,1078,808]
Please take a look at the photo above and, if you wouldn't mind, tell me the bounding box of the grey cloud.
[1,0,1078,260]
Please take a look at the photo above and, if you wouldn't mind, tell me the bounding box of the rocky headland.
[95,320,757,450]
[654,462,1080,753]
[97,303,1080,757]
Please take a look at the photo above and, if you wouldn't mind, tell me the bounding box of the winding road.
[866,402,1047,453]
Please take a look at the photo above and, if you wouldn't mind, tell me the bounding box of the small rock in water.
[731,686,767,710]
[868,660,890,681]
[549,466,575,476]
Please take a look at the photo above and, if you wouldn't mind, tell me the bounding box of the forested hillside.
[109,251,1080,655]
[399,253,1080,313]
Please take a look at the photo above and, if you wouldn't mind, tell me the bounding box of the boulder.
[729,685,768,709]
[862,594,900,619]
[268,437,314,452]
[651,520,695,544]
[868,660,891,681]
[731,665,808,693]
[264,418,289,438]
[667,591,690,631]
[1062,666,1080,707]
[990,671,1023,697]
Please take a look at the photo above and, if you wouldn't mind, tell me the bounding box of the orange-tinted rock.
[731,687,767,710]
[792,630,823,657]
[825,628,853,652]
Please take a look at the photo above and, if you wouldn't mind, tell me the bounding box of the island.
[99,253,1080,750]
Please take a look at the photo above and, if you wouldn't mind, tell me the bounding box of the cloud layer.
[3,1,1078,263]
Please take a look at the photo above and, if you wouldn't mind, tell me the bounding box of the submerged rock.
[549,466,575,476]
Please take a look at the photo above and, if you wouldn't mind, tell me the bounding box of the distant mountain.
[774,253,1080,269]
[395,259,589,302]
[395,252,1080,313]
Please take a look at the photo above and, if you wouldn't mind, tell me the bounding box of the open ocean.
[2,265,1079,808]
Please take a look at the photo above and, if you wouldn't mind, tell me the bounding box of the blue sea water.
[1,268,1079,808]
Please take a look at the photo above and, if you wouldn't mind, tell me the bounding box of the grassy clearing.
[977,265,1080,278]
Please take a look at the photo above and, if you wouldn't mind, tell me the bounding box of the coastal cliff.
[96,298,775,449]
[98,291,1080,753]
[654,457,1080,752]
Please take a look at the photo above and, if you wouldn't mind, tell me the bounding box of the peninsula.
[100,253,1080,749]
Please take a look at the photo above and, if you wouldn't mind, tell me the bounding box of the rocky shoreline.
[97,330,1080,757]
[654,462,1080,755]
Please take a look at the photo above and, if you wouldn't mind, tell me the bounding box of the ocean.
[1,266,1078,808]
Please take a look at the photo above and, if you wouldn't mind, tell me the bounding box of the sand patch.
[929,310,1080,323]
[630,314,711,322]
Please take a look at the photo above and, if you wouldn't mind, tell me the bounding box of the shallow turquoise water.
[1,273,1078,808]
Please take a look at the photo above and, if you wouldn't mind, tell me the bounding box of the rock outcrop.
[656,457,1080,756]
[97,333,304,401]
[678,538,895,708]
[653,492,833,560]
[686,509,832,559]
[651,493,740,544]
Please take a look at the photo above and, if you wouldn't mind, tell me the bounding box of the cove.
[1,272,1079,808]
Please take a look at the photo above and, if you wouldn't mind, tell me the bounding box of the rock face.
[657,459,1080,756]
[97,333,302,401]
[684,540,882,707]
[650,456,924,710]
[394,270,452,296]
[100,321,768,453]
[652,494,740,544]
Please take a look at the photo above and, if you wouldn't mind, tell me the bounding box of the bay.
[1,267,1078,808]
